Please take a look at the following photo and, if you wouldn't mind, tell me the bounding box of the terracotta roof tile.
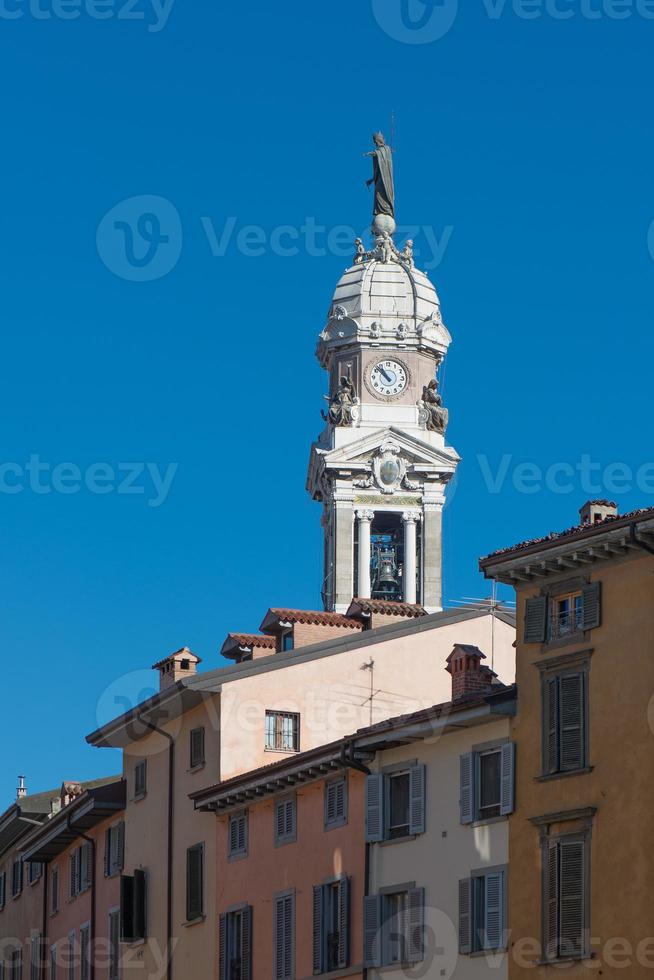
[226,633,276,649]
[151,647,201,671]
[261,609,363,631]
[347,598,427,618]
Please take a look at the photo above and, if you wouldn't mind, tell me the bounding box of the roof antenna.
[17,775,27,800]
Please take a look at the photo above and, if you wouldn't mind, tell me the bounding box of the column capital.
[356,509,375,522]
[402,510,421,523]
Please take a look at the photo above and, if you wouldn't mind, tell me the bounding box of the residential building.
[480,501,654,976]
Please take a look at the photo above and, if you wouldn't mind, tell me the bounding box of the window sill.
[324,818,348,832]
[182,915,206,928]
[469,947,508,958]
[301,965,362,980]
[125,938,147,949]
[264,747,300,755]
[541,632,588,652]
[228,851,248,863]
[535,767,594,783]
[537,953,595,966]
[378,834,417,847]
[470,814,507,828]
[188,762,206,774]
[132,792,147,803]
[274,836,297,848]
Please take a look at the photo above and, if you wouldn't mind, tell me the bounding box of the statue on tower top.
[364,132,395,235]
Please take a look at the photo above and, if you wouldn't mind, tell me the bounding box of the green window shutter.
[458,878,472,954]
[581,582,601,631]
[337,877,350,970]
[545,841,559,960]
[365,774,384,842]
[186,845,204,920]
[543,677,559,774]
[363,895,382,967]
[409,764,426,836]
[500,742,515,816]
[312,886,323,975]
[525,595,548,643]
[241,906,253,980]
[560,673,585,772]
[218,914,227,980]
[484,873,503,950]
[133,869,147,940]
[459,753,474,824]
[117,821,125,872]
[406,887,425,963]
[559,841,585,958]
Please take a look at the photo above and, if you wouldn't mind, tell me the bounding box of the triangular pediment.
[319,427,460,469]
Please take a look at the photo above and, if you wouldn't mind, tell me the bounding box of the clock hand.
[379,367,392,383]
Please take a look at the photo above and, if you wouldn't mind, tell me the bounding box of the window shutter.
[500,742,515,816]
[409,764,426,836]
[312,886,323,975]
[70,851,79,898]
[80,926,90,980]
[484,873,503,950]
[120,875,135,942]
[230,816,239,854]
[581,582,601,631]
[117,821,125,872]
[83,842,93,891]
[186,846,203,920]
[544,677,559,774]
[559,841,585,958]
[109,909,120,980]
[337,877,350,970]
[365,774,384,842]
[274,894,294,980]
[525,595,548,643]
[560,673,584,772]
[545,841,559,961]
[459,753,474,824]
[458,878,472,954]
[133,870,147,940]
[104,829,111,877]
[218,914,227,980]
[363,895,382,967]
[407,887,425,963]
[241,905,253,980]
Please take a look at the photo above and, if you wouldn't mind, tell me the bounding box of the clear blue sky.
[2,0,654,798]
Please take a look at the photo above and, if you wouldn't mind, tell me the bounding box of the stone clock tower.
[307,134,460,613]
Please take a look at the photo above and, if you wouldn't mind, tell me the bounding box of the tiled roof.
[226,633,276,649]
[347,598,427,618]
[480,507,654,565]
[261,608,363,631]
[151,647,201,671]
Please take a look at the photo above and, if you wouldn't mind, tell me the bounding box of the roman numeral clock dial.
[370,359,408,398]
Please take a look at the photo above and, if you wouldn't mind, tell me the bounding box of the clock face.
[370,359,408,397]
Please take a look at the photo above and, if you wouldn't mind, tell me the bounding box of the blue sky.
[2,0,654,796]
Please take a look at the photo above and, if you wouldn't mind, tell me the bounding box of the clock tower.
[307,135,460,614]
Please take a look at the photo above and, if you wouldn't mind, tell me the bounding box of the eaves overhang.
[21,780,126,863]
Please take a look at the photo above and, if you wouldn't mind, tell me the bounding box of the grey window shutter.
[84,842,93,890]
[409,764,426,836]
[545,841,559,960]
[337,877,350,969]
[459,753,474,824]
[218,913,227,980]
[500,742,515,815]
[363,895,382,967]
[80,926,90,980]
[117,821,125,871]
[458,878,473,954]
[525,595,548,643]
[312,886,323,975]
[276,802,286,842]
[407,887,425,963]
[559,841,584,958]
[581,581,601,631]
[365,774,384,842]
[241,905,253,980]
[560,673,584,772]
[186,845,203,920]
[543,677,559,774]
[484,873,503,950]
[274,894,293,980]
[104,829,111,877]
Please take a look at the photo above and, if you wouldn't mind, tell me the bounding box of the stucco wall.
[0,842,44,973]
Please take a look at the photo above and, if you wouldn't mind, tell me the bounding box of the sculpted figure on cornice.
[323,374,357,427]
[420,379,449,435]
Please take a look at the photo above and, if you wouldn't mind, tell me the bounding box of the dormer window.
[281,631,294,653]
[180,659,190,671]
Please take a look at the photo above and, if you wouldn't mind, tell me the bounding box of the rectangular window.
[50,868,59,914]
[79,926,90,980]
[364,888,425,968]
[274,797,296,846]
[313,879,350,974]
[50,945,57,980]
[108,910,120,980]
[273,891,295,980]
[105,823,125,877]
[67,932,75,980]
[365,765,426,843]
[69,850,80,900]
[460,743,515,825]
[12,859,23,897]
[543,671,588,775]
[228,812,248,859]
[281,631,294,652]
[134,760,147,798]
[549,592,583,641]
[9,949,22,980]
[30,936,41,980]
[186,844,204,921]
[219,905,252,980]
[524,582,601,644]
[28,862,43,886]
[190,728,205,769]
[0,870,6,909]
[265,711,300,752]
[459,870,507,954]
[324,777,347,829]
[121,870,147,942]
[543,836,589,961]
[79,843,93,894]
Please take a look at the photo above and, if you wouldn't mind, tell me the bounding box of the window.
[459,869,507,953]
[12,859,23,898]
[50,868,59,914]
[9,949,22,980]
[134,760,147,798]
[186,844,204,921]
[218,905,252,980]
[281,631,294,652]
[50,945,57,980]
[30,936,41,980]
[364,888,425,968]
[274,797,296,846]
[324,776,347,829]
[543,835,589,961]
[265,711,300,752]
[228,812,248,859]
[108,909,120,980]
[79,926,90,980]
[190,727,205,769]
[0,870,6,909]
[105,823,125,877]
[543,669,588,775]
[524,582,601,644]
[69,845,91,899]
[28,862,43,886]
[460,743,515,824]
[273,891,295,980]
[67,932,75,980]
[121,870,147,942]
[313,878,350,974]
[365,765,425,843]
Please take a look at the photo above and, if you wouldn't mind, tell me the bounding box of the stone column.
[356,510,374,599]
[422,499,444,612]
[402,512,419,605]
[333,499,355,612]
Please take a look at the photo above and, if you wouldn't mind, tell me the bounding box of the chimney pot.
[579,500,618,526]
[16,775,27,800]
[446,645,495,701]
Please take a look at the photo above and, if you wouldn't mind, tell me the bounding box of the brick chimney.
[152,647,201,692]
[446,645,495,702]
[579,500,618,526]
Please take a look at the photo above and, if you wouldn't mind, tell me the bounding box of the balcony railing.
[549,606,583,641]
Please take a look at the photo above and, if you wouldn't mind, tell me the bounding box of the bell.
[378,558,398,588]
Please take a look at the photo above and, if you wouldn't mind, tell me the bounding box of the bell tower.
[306,134,460,614]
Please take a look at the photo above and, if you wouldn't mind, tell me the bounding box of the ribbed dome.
[330,258,441,324]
